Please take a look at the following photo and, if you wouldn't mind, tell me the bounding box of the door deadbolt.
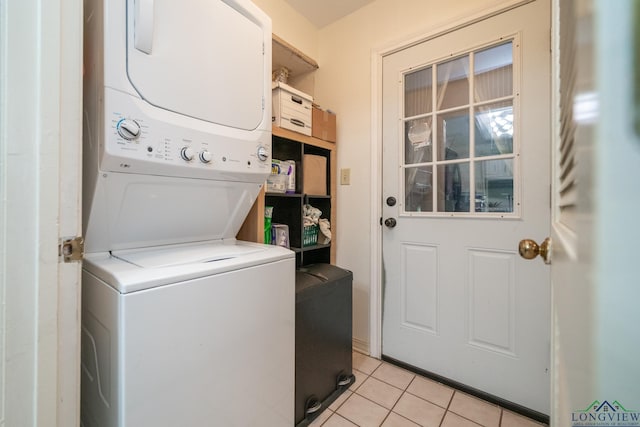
[386,197,397,206]
[384,218,397,228]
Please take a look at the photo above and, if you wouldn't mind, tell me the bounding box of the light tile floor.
[309,351,547,427]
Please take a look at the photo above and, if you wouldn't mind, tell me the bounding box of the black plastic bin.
[295,264,354,426]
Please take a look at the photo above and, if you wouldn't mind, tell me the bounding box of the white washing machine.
[81,242,294,427]
[80,1,294,426]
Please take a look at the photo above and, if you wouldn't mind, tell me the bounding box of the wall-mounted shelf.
[272,34,319,78]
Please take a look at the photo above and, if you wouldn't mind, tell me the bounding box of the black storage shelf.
[300,243,331,251]
[266,192,303,198]
[269,134,332,268]
[266,193,331,199]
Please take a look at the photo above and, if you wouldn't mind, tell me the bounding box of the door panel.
[382,0,551,414]
[467,249,516,355]
[402,243,438,331]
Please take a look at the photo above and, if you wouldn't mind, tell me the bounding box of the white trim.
[1,1,56,424]
[369,0,536,360]
[549,1,560,421]
[57,0,83,425]
[369,46,384,359]
[0,1,82,425]
[0,1,7,423]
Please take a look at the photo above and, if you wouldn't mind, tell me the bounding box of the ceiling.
[283,0,376,28]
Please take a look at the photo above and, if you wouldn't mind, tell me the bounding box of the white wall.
[254,0,518,352]
[252,0,319,60]
[251,0,320,95]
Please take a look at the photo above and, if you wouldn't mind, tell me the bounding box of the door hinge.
[59,236,84,263]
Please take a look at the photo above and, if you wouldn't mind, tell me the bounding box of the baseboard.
[351,337,369,355]
[382,355,550,425]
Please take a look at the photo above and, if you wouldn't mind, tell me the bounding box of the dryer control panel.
[99,88,271,183]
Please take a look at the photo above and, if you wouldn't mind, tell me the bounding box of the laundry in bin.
[303,204,331,246]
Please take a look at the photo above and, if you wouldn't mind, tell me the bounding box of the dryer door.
[126,0,267,131]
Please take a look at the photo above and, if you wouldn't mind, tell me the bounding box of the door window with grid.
[402,39,518,216]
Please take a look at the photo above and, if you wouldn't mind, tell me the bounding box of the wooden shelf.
[266,192,331,199]
[272,125,335,149]
[266,192,303,198]
[272,34,319,78]
[298,243,331,252]
[237,126,337,266]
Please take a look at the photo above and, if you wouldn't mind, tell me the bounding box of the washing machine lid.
[112,240,264,268]
[126,0,266,131]
[84,240,294,293]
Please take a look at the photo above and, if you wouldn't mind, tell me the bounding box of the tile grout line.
[352,355,542,427]
[378,409,392,426]
[367,362,417,392]
[368,365,418,425]
[316,409,332,427]
[447,391,503,427]
[353,362,465,427]
[352,387,398,412]
[329,390,352,413]
[438,389,456,427]
[345,367,414,427]
[382,374,429,427]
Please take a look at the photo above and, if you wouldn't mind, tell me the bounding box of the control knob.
[257,146,269,162]
[180,147,195,161]
[116,118,141,140]
[199,150,213,163]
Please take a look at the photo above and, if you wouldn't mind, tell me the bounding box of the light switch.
[340,168,351,185]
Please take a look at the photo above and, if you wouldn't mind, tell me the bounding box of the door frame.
[369,0,538,359]
[0,0,83,425]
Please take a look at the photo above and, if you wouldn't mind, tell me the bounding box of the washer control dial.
[199,150,213,163]
[256,146,268,162]
[180,147,195,161]
[116,118,141,140]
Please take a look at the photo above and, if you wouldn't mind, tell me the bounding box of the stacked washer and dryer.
[80,1,294,426]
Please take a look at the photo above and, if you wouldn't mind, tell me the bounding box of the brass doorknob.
[518,237,552,264]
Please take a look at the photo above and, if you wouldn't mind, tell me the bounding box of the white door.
[0,0,83,425]
[381,0,551,414]
[551,0,640,425]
